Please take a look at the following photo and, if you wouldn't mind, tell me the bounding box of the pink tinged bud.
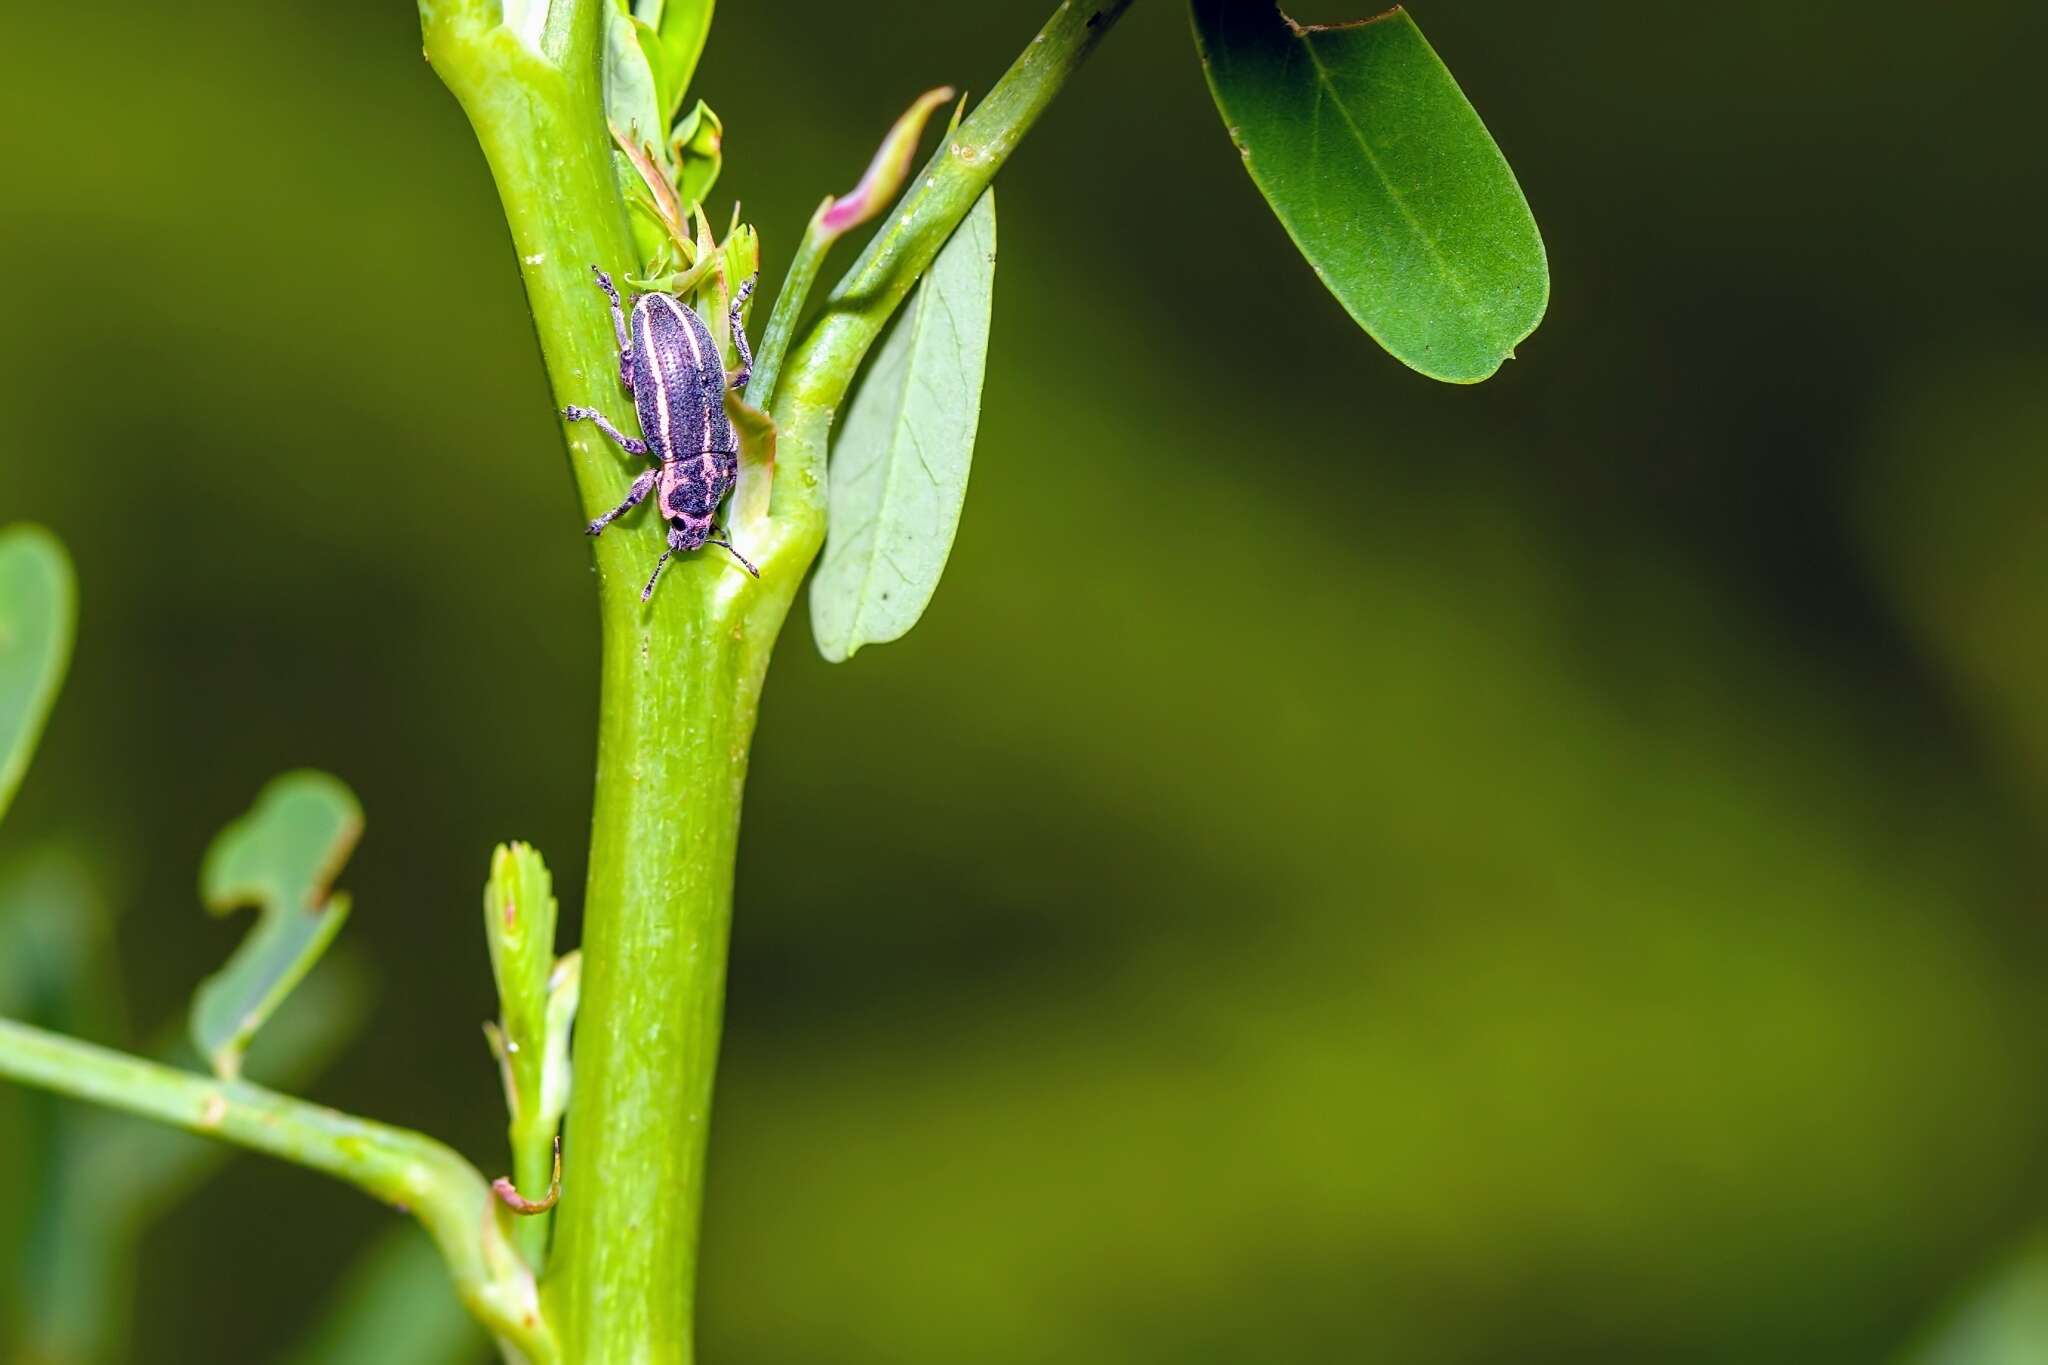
[818,86,956,241]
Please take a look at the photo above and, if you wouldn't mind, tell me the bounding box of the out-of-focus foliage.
[1853,345,2048,822]
[0,843,387,1362]
[0,527,72,825]
[0,2,2043,1362]
[191,772,361,1078]
[1897,1241,2048,1365]
[279,1225,486,1365]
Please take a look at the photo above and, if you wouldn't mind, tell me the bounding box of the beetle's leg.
[562,405,649,457]
[726,272,757,390]
[707,534,760,579]
[586,467,659,536]
[640,548,675,602]
[593,266,634,392]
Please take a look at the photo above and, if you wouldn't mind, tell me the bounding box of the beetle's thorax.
[658,449,728,521]
[630,292,734,463]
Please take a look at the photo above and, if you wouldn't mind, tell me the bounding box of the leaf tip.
[819,85,957,240]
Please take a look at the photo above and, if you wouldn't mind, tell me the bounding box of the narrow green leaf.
[483,842,557,1125]
[189,771,362,1079]
[811,189,997,663]
[1191,2,1547,383]
[604,1,668,162]
[632,16,684,138]
[649,0,713,125]
[537,951,581,1133]
[0,525,74,829]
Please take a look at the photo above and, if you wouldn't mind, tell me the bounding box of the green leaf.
[605,1,668,161]
[811,189,997,663]
[1190,2,1547,383]
[0,525,74,830]
[483,842,558,1124]
[606,1,671,165]
[190,771,362,1079]
[537,951,580,1132]
[671,99,724,215]
[640,0,713,125]
[607,0,680,270]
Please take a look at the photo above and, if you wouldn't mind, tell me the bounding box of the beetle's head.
[669,516,713,552]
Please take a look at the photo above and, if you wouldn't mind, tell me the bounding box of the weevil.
[564,266,760,600]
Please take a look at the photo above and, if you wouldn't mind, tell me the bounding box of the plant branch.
[422,2,1133,1361]
[0,1017,554,1362]
[768,0,1134,536]
[741,197,834,418]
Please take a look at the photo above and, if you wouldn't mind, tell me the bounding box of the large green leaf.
[1191,2,1547,383]
[0,526,74,829]
[811,189,997,663]
[189,771,361,1078]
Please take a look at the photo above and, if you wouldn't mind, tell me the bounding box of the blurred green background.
[4,1,2048,1361]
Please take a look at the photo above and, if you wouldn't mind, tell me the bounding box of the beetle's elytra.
[564,266,759,600]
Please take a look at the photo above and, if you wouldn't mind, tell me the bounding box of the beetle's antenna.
[640,549,674,602]
[709,536,760,579]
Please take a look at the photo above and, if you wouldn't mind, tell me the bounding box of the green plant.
[0,2,1544,1359]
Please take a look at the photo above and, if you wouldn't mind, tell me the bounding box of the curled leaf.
[613,121,690,263]
[818,86,957,241]
[190,772,362,1079]
[671,99,724,215]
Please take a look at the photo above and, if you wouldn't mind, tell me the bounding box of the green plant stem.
[0,1017,552,1362]
[771,0,1134,520]
[549,577,796,1361]
[741,197,832,415]
[508,1111,557,1268]
[424,1,1130,1359]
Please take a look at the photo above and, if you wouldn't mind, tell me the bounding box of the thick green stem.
[0,1018,553,1362]
[547,574,796,1360]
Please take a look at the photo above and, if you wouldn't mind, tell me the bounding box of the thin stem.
[771,0,1135,523]
[0,1017,554,1363]
[741,197,832,415]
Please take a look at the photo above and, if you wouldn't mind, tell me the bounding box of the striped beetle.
[564,266,760,599]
